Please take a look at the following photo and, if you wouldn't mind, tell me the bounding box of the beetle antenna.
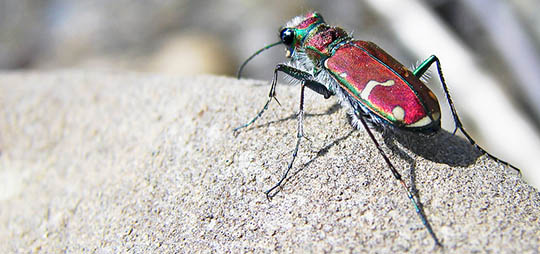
[237,41,282,79]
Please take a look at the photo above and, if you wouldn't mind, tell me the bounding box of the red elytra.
[291,12,440,130]
[324,41,441,129]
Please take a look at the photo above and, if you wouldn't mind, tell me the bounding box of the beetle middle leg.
[414,55,520,174]
[264,82,306,199]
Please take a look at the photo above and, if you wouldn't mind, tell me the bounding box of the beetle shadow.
[378,129,445,246]
[265,128,356,199]
[263,102,481,199]
[380,126,482,168]
[375,124,481,230]
[249,103,342,131]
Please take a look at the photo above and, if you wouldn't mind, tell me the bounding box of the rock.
[0,72,538,252]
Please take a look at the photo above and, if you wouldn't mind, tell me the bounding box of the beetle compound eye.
[280,28,294,46]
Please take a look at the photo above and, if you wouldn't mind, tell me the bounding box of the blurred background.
[1,0,540,189]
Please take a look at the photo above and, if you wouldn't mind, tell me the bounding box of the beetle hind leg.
[349,96,442,247]
[415,55,521,174]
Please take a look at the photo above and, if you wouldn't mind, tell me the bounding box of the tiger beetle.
[234,12,520,247]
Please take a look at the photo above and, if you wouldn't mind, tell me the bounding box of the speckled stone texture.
[0,72,538,253]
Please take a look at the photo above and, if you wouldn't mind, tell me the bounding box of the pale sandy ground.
[0,72,539,253]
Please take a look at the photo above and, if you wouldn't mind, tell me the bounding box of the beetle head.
[236,12,326,78]
[280,12,325,57]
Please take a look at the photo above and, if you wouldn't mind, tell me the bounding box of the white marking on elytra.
[406,116,432,128]
[339,72,347,78]
[323,59,329,69]
[392,106,405,121]
[360,80,395,100]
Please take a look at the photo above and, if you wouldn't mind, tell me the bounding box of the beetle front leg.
[233,66,282,132]
[234,64,332,132]
[414,55,520,174]
[273,64,334,99]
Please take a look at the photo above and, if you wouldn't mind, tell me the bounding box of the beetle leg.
[274,64,334,98]
[264,64,335,198]
[415,55,521,174]
[305,80,333,99]
[234,64,332,133]
[233,66,282,132]
[265,82,307,199]
[351,95,442,246]
[413,55,436,78]
[414,56,461,134]
[234,64,333,197]
[233,94,274,133]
